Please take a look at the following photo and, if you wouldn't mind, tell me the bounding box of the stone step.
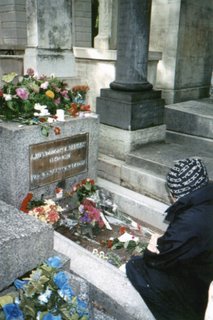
[165,99,213,139]
[98,153,170,204]
[0,200,53,292]
[126,141,213,179]
[166,130,213,150]
[98,129,213,204]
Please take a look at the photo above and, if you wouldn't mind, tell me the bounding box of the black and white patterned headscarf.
[166,158,209,199]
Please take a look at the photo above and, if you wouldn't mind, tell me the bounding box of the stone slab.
[0,200,53,291]
[99,124,166,160]
[165,100,213,138]
[96,89,164,130]
[0,115,99,208]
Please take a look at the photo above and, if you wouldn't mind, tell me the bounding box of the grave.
[0,115,99,209]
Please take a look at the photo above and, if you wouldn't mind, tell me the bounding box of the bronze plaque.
[29,134,88,189]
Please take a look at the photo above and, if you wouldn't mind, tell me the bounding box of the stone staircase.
[98,98,213,208]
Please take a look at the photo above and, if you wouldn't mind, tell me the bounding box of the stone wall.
[72,0,92,47]
[150,0,213,104]
[0,0,27,49]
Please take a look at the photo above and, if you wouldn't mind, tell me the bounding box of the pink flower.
[40,81,49,89]
[26,68,35,76]
[16,88,29,100]
[54,97,61,105]
[60,90,69,99]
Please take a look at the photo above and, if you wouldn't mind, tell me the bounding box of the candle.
[56,109,65,121]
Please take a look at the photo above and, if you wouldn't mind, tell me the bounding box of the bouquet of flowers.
[0,256,89,320]
[27,199,63,225]
[0,69,91,128]
[20,194,63,225]
[78,199,105,230]
[71,178,96,203]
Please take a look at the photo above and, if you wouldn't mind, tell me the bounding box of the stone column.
[96,0,165,159]
[94,0,118,50]
[24,0,76,77]
[110,0,152,91]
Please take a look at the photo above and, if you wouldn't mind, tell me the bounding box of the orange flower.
[45,90,55,99]
[72,85,89,93]
[80,104,91,112]
[54,126,61,135]
[119,226,126,235]
[107,240,114,248]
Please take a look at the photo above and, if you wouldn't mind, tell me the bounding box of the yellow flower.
[45,90,55,99]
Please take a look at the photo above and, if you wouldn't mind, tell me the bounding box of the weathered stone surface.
[0,200,53,291]
[96,89,164,130]
[99,124,166,160]
[0,115,99,208]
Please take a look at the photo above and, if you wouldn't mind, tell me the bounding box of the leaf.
[41,125,50,137]
[2,72,17,83]
[0,295,13,307]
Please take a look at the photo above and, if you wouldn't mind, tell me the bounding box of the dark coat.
[126,183,213,320]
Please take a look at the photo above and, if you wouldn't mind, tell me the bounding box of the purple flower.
[2,303,24,320]
[53,271,69,289]
[45,256,62,268]
[15,88,29,100]
[42,313,62,320]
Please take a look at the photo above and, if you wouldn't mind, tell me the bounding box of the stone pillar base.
[96,88,165,130]
[24,47,76,77]
[99,123,166,160]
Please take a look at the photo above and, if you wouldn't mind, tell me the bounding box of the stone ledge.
[54,232,156,320]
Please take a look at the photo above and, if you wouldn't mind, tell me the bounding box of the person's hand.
[147,233,161,254]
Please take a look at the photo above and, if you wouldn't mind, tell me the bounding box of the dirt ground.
[55,213,160,268]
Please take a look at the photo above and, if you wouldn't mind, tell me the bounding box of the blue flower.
[58,284,74,301]
[3,303,24,320]
[45,256,62,268]
[14,279,28,290]
[76,298,89,317]
[53,271,69,289]
[42,313,62,320]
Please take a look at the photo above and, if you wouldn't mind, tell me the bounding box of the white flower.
[3,94,12,101]
[34,103,44,111]
[38,287,52,304]
[79,204,84,214]
[44,199,56,206]
[34,103,50,116]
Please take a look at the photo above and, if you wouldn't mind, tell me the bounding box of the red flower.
[0,89,3,97]
[20,193,33,213]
